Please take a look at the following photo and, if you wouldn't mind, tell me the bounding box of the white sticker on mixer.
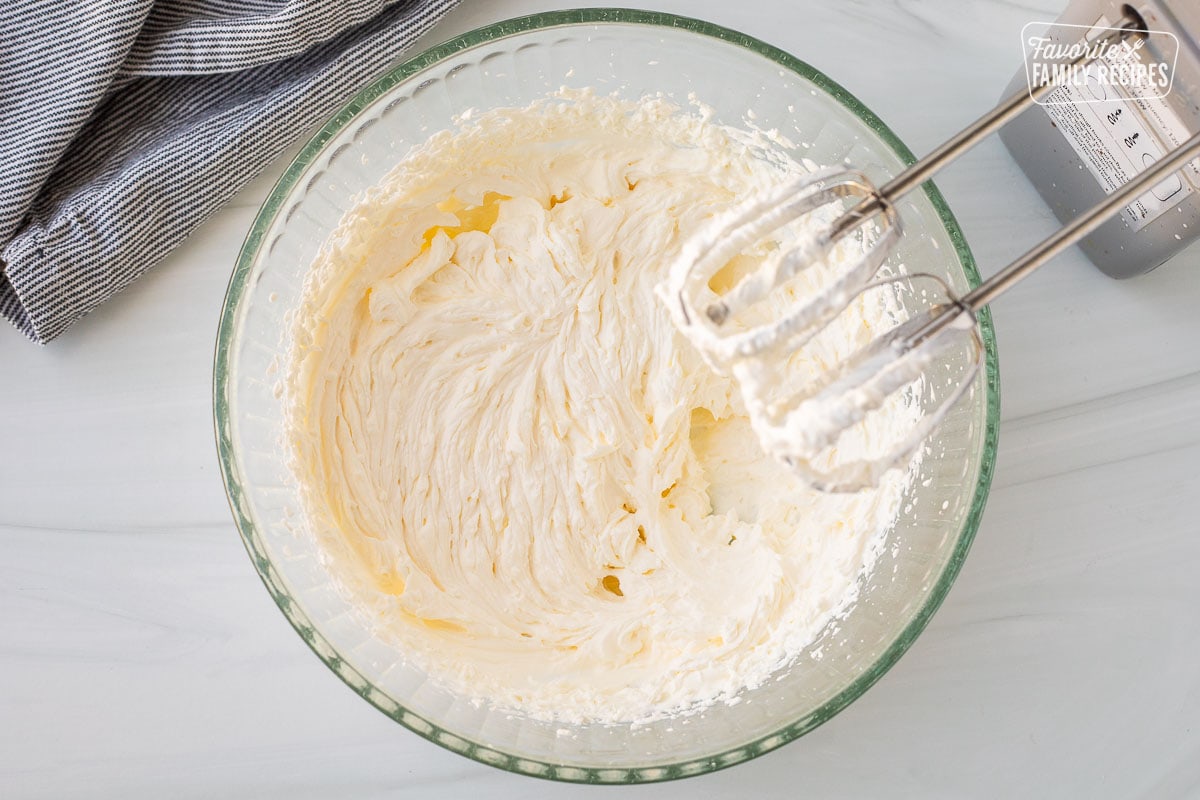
[1038,19,1199,231]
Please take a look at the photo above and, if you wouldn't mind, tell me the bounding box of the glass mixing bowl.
[214,9,999,783]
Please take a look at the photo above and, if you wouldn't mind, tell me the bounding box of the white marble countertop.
[4,0,1199,797]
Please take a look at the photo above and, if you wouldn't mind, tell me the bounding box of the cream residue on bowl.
[282,89,920,724]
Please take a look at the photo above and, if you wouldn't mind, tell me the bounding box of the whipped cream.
[283,90,919,724]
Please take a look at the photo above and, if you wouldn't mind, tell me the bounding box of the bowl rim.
[213,6,1000,784]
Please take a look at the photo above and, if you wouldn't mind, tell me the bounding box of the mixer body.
[1000,0,1200,277]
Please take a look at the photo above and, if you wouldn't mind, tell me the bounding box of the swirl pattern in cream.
[284,91,916,723]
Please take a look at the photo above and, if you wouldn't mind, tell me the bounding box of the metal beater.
[666,17,1200,492]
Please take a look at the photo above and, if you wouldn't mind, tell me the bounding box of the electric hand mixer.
[664,15,1200,492]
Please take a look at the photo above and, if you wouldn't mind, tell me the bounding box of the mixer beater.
[663,17,1200,492]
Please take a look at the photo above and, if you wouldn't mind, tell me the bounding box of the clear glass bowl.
[214,9,999,784]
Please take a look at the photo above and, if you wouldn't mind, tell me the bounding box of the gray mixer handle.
[835,12,1200,348]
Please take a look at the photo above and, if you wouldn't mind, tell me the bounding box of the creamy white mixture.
[284,90,918,724]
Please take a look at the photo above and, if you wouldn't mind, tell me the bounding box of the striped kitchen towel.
[0,0,459,343]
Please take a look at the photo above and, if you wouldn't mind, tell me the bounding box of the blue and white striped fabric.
[0,0,459,343]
